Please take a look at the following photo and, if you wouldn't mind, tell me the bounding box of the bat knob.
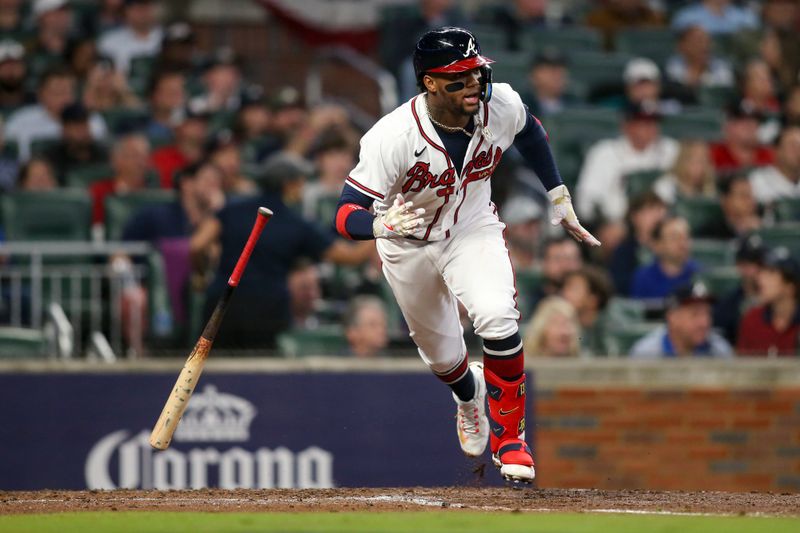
[258,207,273,218]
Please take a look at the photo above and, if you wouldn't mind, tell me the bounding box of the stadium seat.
[30,138,60,157]
[102,107,151,135]
[104,190,178,241]
[515,269,544,317]
[566,51,634,96]
[698,266,741,297]
[674,196,725,237]
[698,86,736,108]
[774,198,800,223]
[756,224,800,256]
[624,169,663,198]
[661,107,724,141]
[1,190,92,241]
[0,327,48,359]
[128,56,157,97]
[606,297,647,323]
[2,139,18,159]
[614,28,677,67]
[486,51,529,89]
[276,326,349,358]
[692,239,735,268]
[605,322,661,357]
[469,24,507,55]
[524,27,602,54]
[65,163,114,188]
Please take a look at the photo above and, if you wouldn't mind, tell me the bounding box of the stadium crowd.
[0,0,798,358]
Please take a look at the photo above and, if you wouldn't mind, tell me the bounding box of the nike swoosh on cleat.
[499,407,519,416]
[414,146,426,157]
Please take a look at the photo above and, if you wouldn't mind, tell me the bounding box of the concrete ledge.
[1,358,800,388]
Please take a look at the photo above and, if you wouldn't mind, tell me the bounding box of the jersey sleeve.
[490,83,529,136]
[345,127,399,202]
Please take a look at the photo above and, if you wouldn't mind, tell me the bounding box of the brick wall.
[534,387,800,492]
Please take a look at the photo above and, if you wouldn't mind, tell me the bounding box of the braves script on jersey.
[346,83,528,241]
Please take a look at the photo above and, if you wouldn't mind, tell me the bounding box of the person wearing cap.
[98,0,163,75]
[192,47,243,114]
[207,131,258,196]
[713,233,766,344]
[671,0,758,36]
[191,152,376,349]
[501,196,544,272]
[150,102,209,189]
[144,70,187,146]
[749,126,800,206]
[709,99,775,175]
[664,25,734,92]
[575,99,679,225]
[0,39,29,116]
[522,48,575,118]
[630,280,733,358]
[43,102,108,185]
[630,214,699,300]
[26,0,74,82]
[232,85,272,145]
[737,247,800,356]
[157,21,198,74]
[560,265,613,356]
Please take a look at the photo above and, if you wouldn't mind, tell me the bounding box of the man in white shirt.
[4,66,107,161]
[749,126,800,205]
[98,0,163,75]
[576,100,680,224]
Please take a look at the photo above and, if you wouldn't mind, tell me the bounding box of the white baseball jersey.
[346,83,529,241]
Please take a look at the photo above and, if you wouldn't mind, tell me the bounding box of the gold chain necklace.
[426,97,473,137]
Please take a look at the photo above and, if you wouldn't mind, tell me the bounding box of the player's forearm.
[513,114,563,192]
[335,203,377,240]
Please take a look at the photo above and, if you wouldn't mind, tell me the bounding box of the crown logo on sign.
[174,385,257,442]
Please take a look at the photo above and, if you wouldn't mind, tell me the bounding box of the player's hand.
[373,193,426,239]
[548,184,601,247]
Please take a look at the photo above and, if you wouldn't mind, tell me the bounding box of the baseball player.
[334,27,600,483]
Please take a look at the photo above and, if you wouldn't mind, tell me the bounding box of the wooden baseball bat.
[149,206,273,450]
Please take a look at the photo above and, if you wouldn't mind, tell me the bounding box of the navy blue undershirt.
[337,110,562,240]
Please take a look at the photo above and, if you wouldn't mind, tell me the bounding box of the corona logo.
[174,385,256,442]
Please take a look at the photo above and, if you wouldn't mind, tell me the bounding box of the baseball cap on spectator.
[60,102,89,124]
[726,98,763,121]
[205,129,237,154]
[184,99,212,121]
[665,280,714,310]
[0,40,24,63]
[204,46,241,71]
[256,152,314,191]
[624,99,662,121]
[241,84,267,107]
[501,196,544,225]
[763,246,800,287]
[164,21,194,44]
[531,47,567,68]
[270,86,305,111]
[624,58,661,84]
[735,233,766,264]
[33,0,68,17]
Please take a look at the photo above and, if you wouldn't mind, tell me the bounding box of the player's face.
[428,69,482,116]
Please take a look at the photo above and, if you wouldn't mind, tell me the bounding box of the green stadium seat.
[1,190,91,241]
[625,169,663,198]
[756,224,800,257]
[104,190,177,241]
[566,51,633,94]
[0,327,48,359]
[774,198,800,223]
[606,297,647,323]
[698,86,736,108]
[30,138,60,157]
[661,107,724,141]
[515,269,544,317]
[698,266,741,297]
[128,56,157,97]
[65,163,114,188]
[692,239,735,268]
[486,51,529,89]
[276,326,349,358]
[470,24,508,55]
[102,107,150,135]
[2,139,19,159]
[605,322,661,357]
[614,28,677,66]
[525,27,602,54]
[674,196,725,236]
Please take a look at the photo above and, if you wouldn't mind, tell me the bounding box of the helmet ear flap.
[479,65,493,103]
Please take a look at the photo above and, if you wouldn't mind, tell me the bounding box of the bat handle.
[228,207,272,287]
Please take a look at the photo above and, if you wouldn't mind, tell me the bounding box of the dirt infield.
[2,488,799,517]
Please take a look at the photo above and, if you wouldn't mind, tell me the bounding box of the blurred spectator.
[5,66,107,161]
[344,295,389,358]
[0,116,18,191]
[665,25,734,92]
[65,37,99,82]
[233,86,272,143]
[630,215,698,299]
[704,173,760,239]
[16,157,57,191]
[521,48,575,117]
[576,100,679,224]
[530,236,582,310]
[90,133,151,224]
[303,131,357,222]
[207,132,257,196]
[782,85,800,128]
[609,191,667,295]
[739,58,782,143]
[151,104,209,189]
[144,70,186,146]
[287,260,322,330]
[95,0,125,34]
[749,126,800,206]
[191,153,375,349]
[501,196,544,272]
[157,21,199,74]
[585,0,665,51]
[43,102,108,186]
[0,39,30,116]
[671,0,758,35]
[618,57,695,112]
[122,161,224,327]
[98,0,163,75]
[714,233,766,344]
[561,266,613,355]
[284,104,352,159]
[257,86,307,160]
[490,0,572,51]
[523,296,581,357]
[737,247,800,356]
[193,47,243,114]
[760,0,800,95]
[26,0,75,82]
[0,0,22,34]
[630,280,733,358]
[653,140,717,204]
[82,59,140,113]
[710,99,775,175]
